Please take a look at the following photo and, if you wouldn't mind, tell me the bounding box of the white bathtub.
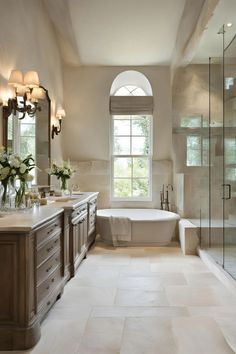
[97,209,180,246]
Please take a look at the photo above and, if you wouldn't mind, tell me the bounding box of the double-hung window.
[111,114,152,200]
[7,111,36,183]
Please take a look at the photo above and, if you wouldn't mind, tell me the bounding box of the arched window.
[110,71,153,200]
[115,85,147,96]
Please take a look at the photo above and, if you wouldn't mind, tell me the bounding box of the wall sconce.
[3,69,45,119]
[52,108,65,139]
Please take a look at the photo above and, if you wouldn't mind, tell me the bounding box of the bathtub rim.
[97,208,180,222]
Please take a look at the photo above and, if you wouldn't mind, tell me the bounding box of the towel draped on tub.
[109,216,131,246]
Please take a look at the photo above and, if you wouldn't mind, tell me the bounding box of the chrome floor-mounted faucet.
[160,184,173,211]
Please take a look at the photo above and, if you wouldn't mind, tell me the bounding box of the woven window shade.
[110,96,153,115]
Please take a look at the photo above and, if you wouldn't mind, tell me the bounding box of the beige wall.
[172,64,210,218]
[63,65,172,160]
[63,65,173,208]
[0,0,64,160]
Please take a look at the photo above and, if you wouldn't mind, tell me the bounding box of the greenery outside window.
[186,135,209,166]
[7,112,36,182]
[111,115,152,200]
[225,138,236,181]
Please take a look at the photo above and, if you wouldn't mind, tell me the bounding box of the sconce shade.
[56,108,66,119]
[8,70,24,87]
[24,71,39,88]
[17,85,28,96]
[31,87,45,100]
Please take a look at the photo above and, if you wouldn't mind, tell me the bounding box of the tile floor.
[3,241,236,354]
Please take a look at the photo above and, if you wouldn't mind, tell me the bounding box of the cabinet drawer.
[37,267,61,305]
[36,217,62,247]
[37,233,60,266]
[37,250,61,285]
[89,198,97,207]
[71,203,87,220]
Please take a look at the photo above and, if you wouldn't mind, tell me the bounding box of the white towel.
[109,216,131,246]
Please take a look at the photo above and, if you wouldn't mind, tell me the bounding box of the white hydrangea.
[19,163,27,174]
[0,167,10,180]
[9,155,21,168]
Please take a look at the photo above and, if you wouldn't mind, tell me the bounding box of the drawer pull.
[54,239,58,244]
[51,278,55,283]
[46,285,50,290]
[47,228,53,235]
[47,246,54,252]
[47,301,51,306]
[46,265,53,273]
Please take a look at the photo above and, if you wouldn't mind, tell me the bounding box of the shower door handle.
[222,184,231,200]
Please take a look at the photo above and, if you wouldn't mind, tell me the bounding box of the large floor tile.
[172,317,234,354]
[75,268,120,287]
[166,286,223,306]
[120,317,177,354]
[117,276,164,291]
[119,264,151,276]
[150,262,209,273]
[84,253,131,266]
[91,306,189,318]
[32,318,88,354]
[77,317,125,354]
[184,272,222,286]
[216,317,236,352]
[115,289,169,306]
[54,286,117,307]
[188,306,236,319]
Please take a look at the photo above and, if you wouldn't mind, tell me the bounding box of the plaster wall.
[172,64,210,218]
[63,65,173,208]
[0,0,64,160]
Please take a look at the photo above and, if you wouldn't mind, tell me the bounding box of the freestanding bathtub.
[97,209,180,246]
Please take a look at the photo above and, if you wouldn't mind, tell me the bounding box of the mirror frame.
[2,86,51,185]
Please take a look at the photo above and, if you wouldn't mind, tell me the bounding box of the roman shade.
[110,96,153,115]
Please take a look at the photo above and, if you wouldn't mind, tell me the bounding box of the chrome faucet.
[160,184,173,211]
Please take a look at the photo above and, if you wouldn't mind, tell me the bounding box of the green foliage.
[113,115,151,198]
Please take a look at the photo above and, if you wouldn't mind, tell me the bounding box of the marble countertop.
[46,192,99,210]
[0,192,99,232]
[0,205,63,232]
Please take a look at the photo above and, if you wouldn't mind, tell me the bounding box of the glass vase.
[0,179,15,210]
[15,180,27,209]
[60,177,70,196]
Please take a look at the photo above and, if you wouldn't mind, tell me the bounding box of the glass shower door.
[209,57,224,266]
[224,35,236,279]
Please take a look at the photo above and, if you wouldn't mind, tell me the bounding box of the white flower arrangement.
[0,148,35,183]
[46,161,76,190]
[0,147,35,207]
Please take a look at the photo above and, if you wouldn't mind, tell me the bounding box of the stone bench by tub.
[179,219,199,255]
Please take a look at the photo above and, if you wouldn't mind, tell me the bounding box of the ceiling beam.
[171,0,219,82]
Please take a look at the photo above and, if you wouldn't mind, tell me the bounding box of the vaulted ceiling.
[44,0,187,66]
[44,0,233,67]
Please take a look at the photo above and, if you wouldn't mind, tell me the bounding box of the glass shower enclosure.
[205,28,236,280]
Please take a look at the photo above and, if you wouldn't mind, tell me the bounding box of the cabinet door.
[80,215,88,252]
[73,223,81,262]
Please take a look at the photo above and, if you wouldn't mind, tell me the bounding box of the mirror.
[2,86,51,185]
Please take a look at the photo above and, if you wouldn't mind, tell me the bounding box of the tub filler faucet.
[160,184,173,211]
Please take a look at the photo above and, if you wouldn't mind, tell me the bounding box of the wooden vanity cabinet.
[70,202,88,277]
[0,212,64,351]
[88,196,97,245]
[69,194,98,278]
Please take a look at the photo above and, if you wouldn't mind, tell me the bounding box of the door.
[224,34,236,279]
[209,57,224,266]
